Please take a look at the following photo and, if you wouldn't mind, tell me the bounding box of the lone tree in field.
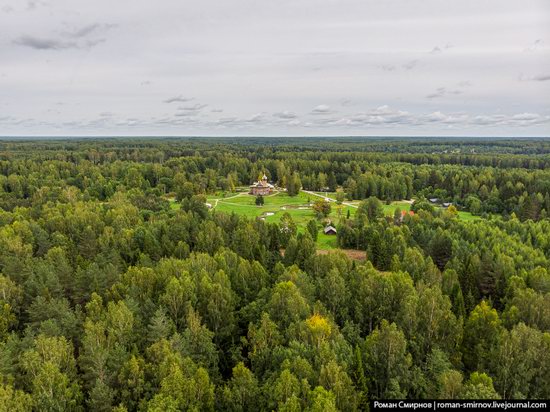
[255,195,265,206]
[313,199,331,218]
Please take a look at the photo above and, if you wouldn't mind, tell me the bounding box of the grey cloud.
[380,65,396,72]
[174,111,197,117]
[64,24,101,38]
[273,111,297,119]
[2,0,548,137]
[519,73,550,82]
[431,44,453,54]
[62,23,117,39]
[524,39,544,52]
[313,108,549,129]
[27,0,47,10]
[83,38,106,48]
[465,112,546,127]
[14,36,77,50]
[210,113,268,128]
[470,115,507,125]
[246,113,265,123]
[14,22,113,50]
[325,106,413,127]
[2,107,547,134]
[507,113,550,126]
[402,60,418,70]
[511,113,539,121]
[216,117,239,125]
[340,99,355,107]
[179,103,208,111]
[164,96,194,104]
[426,87,463,99]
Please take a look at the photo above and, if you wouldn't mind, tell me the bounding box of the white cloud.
[0,0,548,136]
[310,105,334,115]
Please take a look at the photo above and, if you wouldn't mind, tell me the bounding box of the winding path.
[211,192,244,209]
[302,190,358,209]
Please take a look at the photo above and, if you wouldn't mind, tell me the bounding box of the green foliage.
[460,372,499,399]
[0,383,33,412]
[312,199,331,218]
[358,196,384,221]
[306,219,318,241]
[363,320,412,399]
[0,138,549,407]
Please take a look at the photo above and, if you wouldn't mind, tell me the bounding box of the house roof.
[250,181,273,188]
[324,225,337,234]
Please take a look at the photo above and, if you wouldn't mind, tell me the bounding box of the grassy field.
[457,210,480,221]
[169,191,479,249]
[209,191,356,247]
[382,201,412,215]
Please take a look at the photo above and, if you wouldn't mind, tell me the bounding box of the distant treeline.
[1,138,550,219]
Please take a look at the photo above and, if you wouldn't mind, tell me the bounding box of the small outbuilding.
[323,225,337,235]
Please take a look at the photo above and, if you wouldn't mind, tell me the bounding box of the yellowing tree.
[305,314,332,346]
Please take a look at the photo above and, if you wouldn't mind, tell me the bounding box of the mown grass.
[316,232,338,250]
[457,210,480,221]
[382,201,412,215]
[170,191,479,249]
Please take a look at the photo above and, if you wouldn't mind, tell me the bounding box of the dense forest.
[0,137,549,411]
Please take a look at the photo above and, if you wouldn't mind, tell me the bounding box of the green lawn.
[382,201,412,216]
[206,191,352,249]
[457,210,480,221]
[168,198,179,210]
[170,192,479,249]
[316,232,338,250]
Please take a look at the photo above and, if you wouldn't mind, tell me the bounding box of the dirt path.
[214,190,282,208]
[212,192,244,209]
[302,190,358,209]
[316,249,367,261]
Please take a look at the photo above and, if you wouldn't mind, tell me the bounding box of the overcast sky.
[1,0,549,137]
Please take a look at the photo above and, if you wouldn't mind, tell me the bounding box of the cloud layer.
[0,0,549,136]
